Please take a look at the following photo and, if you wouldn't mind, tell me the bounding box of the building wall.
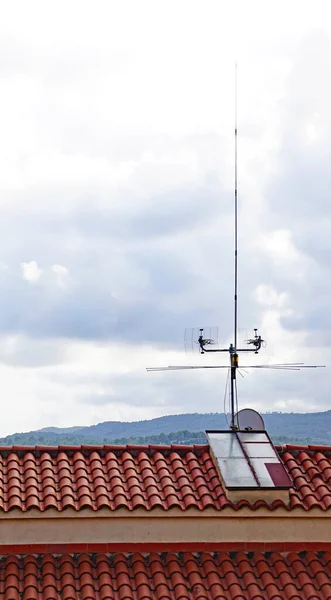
[0,507,330,552]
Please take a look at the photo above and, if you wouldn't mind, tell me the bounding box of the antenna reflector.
[184,326,219,353]
[234,408,265,431]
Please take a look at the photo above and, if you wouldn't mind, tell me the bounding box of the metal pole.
[230,64,238,429]
[229,345,237,428]
[230,366,236,427]
[234,63,238,352]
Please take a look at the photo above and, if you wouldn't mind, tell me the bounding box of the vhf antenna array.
[147,64,325,430]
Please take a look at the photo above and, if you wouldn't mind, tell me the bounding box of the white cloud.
[20,260,42,283]
[255,284,290,312]
[52,264,70,289]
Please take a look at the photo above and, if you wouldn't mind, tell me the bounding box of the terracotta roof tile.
[0,443,330,511]
[0,445,226,512]
[279,444,331,511]
[0,551,329,600]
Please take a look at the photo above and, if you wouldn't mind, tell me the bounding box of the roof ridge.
[1,442,331,452]
[276,444,331,452]
[0,443,210,453]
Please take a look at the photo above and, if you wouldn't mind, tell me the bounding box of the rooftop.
[0,443,330,512]
[1,550,331,600]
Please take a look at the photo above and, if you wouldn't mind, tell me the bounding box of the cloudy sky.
[0,0,330,435]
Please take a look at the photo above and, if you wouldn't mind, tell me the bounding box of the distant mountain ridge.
[1,411,331,446]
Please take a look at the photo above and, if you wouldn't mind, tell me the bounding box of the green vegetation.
[0,411,330,446]
[0,429,207,447]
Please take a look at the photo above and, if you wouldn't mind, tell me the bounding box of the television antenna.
[147,64,325,430]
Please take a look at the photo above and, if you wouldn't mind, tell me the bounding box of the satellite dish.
[234,408,265,431]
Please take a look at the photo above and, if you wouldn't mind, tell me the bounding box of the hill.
[0,411,330,446]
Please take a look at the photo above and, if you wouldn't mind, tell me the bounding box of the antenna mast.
[231,63,239,426]
[147,65,325,429]
[234,62,238,353]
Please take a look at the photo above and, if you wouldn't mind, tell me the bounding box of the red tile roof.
[0,444,224,512]
[280,445,331,511]
[0,443,331,512]
[1,551,331,600]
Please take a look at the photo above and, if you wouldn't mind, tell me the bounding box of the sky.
[0,0,330,435]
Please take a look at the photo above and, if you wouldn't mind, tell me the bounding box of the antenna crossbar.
[147,364,326,372]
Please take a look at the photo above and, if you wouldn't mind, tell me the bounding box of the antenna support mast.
[234,62,238,354]
[197,65,263,429]
[233,62,239,426]
[147,65,325,430]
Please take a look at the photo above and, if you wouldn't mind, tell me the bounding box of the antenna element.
[234,62,238,352]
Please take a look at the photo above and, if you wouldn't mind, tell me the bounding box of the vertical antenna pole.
[234,63,238,352]
[231,64,238,429]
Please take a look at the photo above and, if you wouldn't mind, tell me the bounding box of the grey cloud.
[40,358,328,420]
[0,159,243,346]
[0,336,67,367]
[0,31,329,386]
[261,31,331,340]
[267,32,331,225]
[57,368,231,413]
[73,186,223,241]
